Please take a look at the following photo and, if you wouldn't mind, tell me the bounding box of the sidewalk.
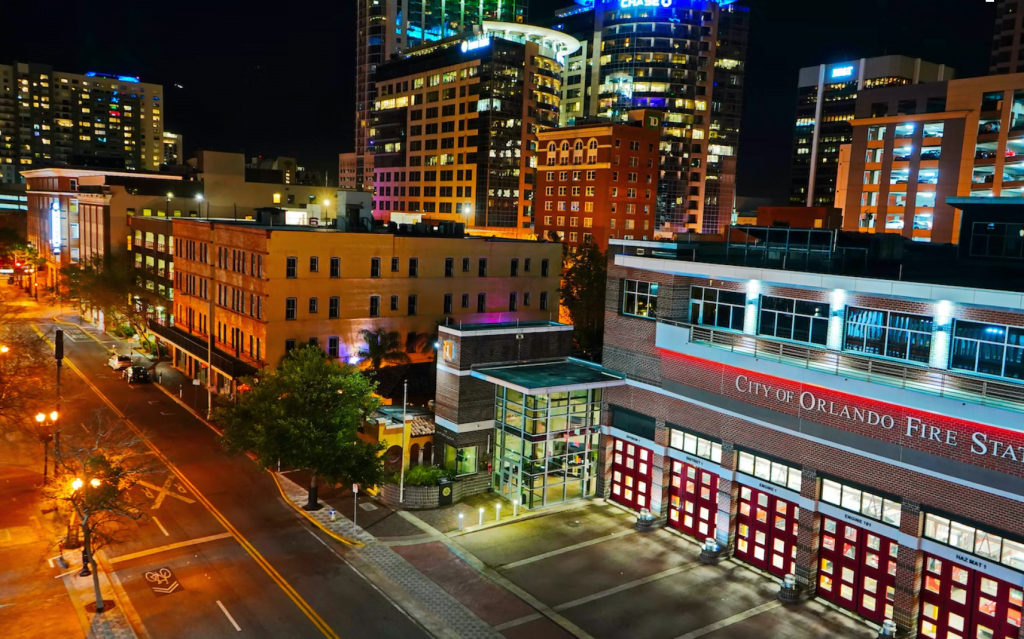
[60,553,145,639]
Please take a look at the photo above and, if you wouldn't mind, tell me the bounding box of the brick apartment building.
[161,211,561,395]
[534,110,662,250]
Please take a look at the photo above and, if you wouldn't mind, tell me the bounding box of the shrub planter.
[379,483,439,509]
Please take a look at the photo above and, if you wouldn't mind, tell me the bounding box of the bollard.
[513,499,518,517]
[329,509,337,522]
[877,620,897,638]
[495,503,501,521]
[458,512,464,531]
[777,573,802,605]
[478,507,484,527]
[179,384,183,398]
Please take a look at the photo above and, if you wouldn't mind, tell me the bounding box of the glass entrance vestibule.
[492,386,603,509]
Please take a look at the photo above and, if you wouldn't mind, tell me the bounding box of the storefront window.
[950,320,1024,381]
[844,307,933,364]
[689,286,746,331]
[493,386,601,509]
[623,279,659,318]
[737,451,801,492]
[820,478,901,527]
[668,428,722,463]
[758,295,829,346]
[445,444,477,476]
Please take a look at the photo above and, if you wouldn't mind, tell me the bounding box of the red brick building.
[598,218,1024,638]
[534,110,662,250]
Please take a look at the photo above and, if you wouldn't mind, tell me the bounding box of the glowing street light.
[72,477,83,491]
[90,478,101,488]
[0,345,9,353]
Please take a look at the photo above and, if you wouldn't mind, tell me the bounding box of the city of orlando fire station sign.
[733,373,1024,467]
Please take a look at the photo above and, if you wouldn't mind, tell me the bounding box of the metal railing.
[670,322,1024,415]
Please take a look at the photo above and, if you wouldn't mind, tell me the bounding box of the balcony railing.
[671,322,1024,415]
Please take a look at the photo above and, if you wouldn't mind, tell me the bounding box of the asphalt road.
[31,317,429,639]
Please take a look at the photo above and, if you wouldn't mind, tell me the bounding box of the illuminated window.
[273,193,281,204]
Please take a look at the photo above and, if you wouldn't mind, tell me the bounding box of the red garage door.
[918,554,1023,639]
[734,484,799,578]
[610,438,653,512]
[817,516,898,624]
[667,459,719,541]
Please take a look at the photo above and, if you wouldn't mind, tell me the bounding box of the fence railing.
[667,322,1024,415]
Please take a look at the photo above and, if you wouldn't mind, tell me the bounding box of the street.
[0,287,428,639]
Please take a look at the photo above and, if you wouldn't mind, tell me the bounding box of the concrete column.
[716,441,739,555]
[794,467,821,593]
[893,500,924,637]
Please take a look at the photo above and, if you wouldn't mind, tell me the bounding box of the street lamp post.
[71,476,105,612]
[35,411,58,482]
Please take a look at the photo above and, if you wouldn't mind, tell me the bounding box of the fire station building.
[597,213,1024,638]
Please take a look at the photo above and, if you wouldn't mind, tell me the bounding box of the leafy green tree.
[357,328,411,371]
[216,346,385,509]
[560,238,607,356]
[71,254,151,341]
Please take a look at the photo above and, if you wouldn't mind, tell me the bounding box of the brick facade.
[599,256,1024,636]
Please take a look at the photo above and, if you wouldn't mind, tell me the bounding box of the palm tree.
[357,328,411,371]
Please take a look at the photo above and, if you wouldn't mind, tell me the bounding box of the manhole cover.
[566,521,581,528]
[359,502,378,512]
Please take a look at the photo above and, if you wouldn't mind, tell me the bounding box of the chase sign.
[620,0,673,7]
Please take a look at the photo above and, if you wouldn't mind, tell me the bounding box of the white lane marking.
[109,532,233,564]
[152,516,169,536]
[216,600,241,632]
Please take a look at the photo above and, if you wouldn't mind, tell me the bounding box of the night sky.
[1,0,996,204]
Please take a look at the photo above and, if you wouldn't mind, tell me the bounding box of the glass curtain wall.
[493,386,601,509]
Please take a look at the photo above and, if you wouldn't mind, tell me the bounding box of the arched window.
[384,445,403,472]
[561,141,570,151]
[547,142,557,152]
[574,140,584,150]
[409,443,421,466]
[589,139,598,149]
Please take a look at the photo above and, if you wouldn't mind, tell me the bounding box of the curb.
[269,472,365,547]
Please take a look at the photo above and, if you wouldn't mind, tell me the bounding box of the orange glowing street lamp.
[35,411,58,481]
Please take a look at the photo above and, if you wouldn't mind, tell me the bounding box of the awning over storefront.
[471,358,626,395]
[148,321,259,379]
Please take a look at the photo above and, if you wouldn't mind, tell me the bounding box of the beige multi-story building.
[160,213,561,393]
[0,63,164,184]
[370,23,579,237]
[841,72,1024,243]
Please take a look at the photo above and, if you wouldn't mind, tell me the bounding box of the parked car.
[127,366,150,384]
[921,150,941,160]
[108,354,132,370]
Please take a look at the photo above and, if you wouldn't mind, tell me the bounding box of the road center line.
[499,528,637,570]
[151,516,169,537]
[217,600,242,631]
[110,532,233,564]
[671,600,783,639]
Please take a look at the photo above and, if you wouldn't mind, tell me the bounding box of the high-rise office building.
[546,0,750,235]
[352,1,528,193]
[369,23,578,235]
[0,63,165,184]
[162,131,183,166]
[990,0,1024,74]
[789,56,951,208]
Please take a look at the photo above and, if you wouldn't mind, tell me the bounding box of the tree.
[0,299,56,440]
[72,254,151,342]
[357,328,411,371]
[44,413,159,613]
[560,238,607,357]
[216,346,385,510]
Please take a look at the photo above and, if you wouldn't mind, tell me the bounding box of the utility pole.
[400,379,408,504]
[206,226,215,420]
